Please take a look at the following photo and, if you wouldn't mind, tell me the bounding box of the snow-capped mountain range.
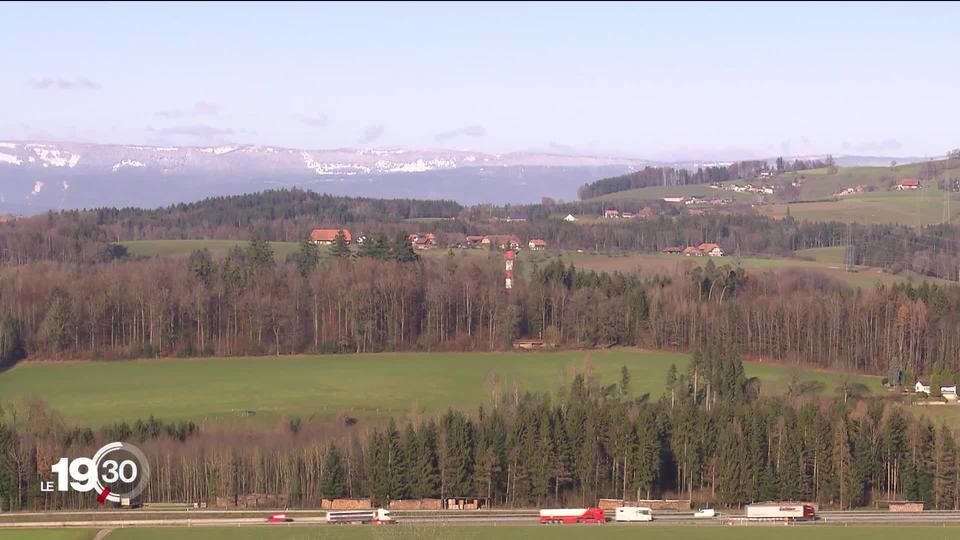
[0,141,653,213]
[0,141,928,214]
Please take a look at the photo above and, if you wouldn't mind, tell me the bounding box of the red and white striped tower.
[504,250,514,289]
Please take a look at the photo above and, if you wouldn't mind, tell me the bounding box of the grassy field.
[0,531,95,540]
[101,525,960,540]
[0,351,879,428]
[795,246,847,265]
[589,183,754,204]
[527,249,929,288]
[121,240,301,260]
[761,190,960,226]
[786,159,959,201]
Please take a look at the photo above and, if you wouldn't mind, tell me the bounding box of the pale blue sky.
[1,1,957,160]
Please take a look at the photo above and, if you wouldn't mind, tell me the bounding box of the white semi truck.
[745,503,815,520]
[326,508,394,524]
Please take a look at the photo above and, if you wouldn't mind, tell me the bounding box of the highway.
[3,509,960,529]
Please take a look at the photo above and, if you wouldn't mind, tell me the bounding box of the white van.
[614,506,653,522]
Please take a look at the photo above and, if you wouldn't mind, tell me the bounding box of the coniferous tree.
[410,421,439,499]
[385,419,405,500]
[633,406,661,500]
[619,366,631,398]
[934,426,957,509]
[833,417,853,509]
[391,233,419,263]
[717,417,746,506]
[295,238,321,276]
[329,230,351,259]
[359,232,391,260]
[246,234,274,274]
[320,444,346,500]
[884,408,909,499]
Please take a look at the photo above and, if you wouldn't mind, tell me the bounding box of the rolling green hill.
[0,351,879,427]
[588,183,754,204]
[586,158,960,226]
[762,190,960,226]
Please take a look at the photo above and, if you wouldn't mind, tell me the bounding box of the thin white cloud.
[435,125,485,141]
[841,139,904,154]
[155,101,221,119]
[293,113,329,128]
[147,124,234,138]
[358,123,385,144]
[26,76,100,90]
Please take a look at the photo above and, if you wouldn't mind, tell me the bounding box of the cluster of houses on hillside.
[711,182,776,195]
[654,195,733,206]
[601,207,657,220]
[661,243,725,257]
[915,380,958,401]
[462,235,547,251]
[834,184,872,197]
[408,232,438,250]
[309,228,546,252]
[896,178,922,190]
[684,195,733,206]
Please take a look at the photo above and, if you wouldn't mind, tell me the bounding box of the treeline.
[3,351,960,511]
[94,190,463,230]
[0,397,202,510]
[83,190,461,243]
[6,190,960,281]
[775,156,836,173]
[8,244,960,379]
[577,161,769,200]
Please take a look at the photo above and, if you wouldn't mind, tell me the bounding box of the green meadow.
[0,351,878,428]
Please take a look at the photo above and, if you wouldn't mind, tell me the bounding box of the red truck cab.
[538,507,606,524]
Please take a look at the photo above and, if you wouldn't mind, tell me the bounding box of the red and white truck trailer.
[538,507,606,524]
[744,503,816,521]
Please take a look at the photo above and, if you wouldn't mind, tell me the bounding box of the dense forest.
[4,239,960,382]
[2,348,958,511]
[576,161,771,200]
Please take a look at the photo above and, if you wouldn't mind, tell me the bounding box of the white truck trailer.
[744,503,815,520]
[614,506,653,522]
[326,508,394,524]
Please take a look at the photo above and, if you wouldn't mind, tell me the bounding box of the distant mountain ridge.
[0,140,928,214]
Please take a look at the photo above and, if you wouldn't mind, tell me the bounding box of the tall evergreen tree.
[329,230,352,259]
[320,444,346,500]
[934,426,957,509]
[410,421,439,499]
[833,417,853,509]
[390,233,419,263]
[246,234,274,274]
[295,238,321,276]
[359,232,391,260]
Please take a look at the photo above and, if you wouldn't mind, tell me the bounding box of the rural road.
[3,509,960,529]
